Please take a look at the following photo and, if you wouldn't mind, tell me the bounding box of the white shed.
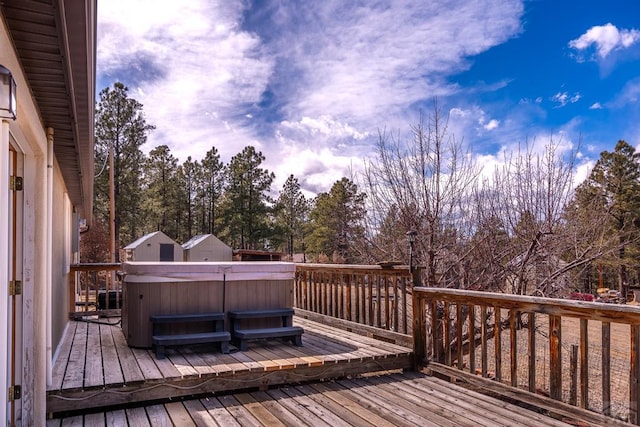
[182,234,232,262]
[124,231,183,262]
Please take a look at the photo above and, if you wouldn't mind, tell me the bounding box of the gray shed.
[182,234,232,262]
[124,231,183,262]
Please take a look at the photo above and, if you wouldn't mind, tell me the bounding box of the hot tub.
[122,261,296,348]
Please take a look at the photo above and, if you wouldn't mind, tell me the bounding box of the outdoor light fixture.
[0,64,17,120]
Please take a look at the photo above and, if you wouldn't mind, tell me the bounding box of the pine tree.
[573,140,640,295]
[94,82,154,257]
[274,175,310,259]
[178,156,198,241]
[306,178,366,263]
[142,145,179,237]
[197,147,226,235]
[219,146,275,249]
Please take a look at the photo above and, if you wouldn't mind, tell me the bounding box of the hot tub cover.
[122,261,296,282]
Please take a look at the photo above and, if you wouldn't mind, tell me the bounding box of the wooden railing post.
[68,268,77,318]
[412,290,426,370]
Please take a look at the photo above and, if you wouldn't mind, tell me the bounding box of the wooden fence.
[294,263,414,334]
[68,263,122,318]
[412,287,640,424]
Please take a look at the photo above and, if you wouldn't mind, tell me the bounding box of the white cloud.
[612,78,640,107]
[589,102,603,110]
[280,116,369,140]
[551,91,581,108]
[569,23,640,60]
[483,119,500,131]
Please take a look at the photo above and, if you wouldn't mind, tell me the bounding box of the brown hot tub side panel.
[123,280,225,348]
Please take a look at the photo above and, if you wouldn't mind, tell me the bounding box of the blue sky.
[97,0,640,196]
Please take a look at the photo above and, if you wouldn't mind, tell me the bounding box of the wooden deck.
[47,316,412,415]
[47,315,629,426]
[47,371,594,426]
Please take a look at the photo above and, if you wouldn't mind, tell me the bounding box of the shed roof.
[124,231,176,250]
[182,234,229,250]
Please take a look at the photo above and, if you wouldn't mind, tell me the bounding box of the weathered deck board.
[47,317,413,414]
[50,321,76,391]
[60,321,87,390]
[51,373,594,427]
[83,322,103,388]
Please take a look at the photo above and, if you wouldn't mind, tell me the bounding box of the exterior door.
[159,244,174,262]
[8,143,23,426]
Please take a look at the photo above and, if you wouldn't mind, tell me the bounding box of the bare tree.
[360,101,478,286]
[470,137,626,297]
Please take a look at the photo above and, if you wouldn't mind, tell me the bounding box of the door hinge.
[9,280,22,296]
[10,176,23,191]
[8,385,21,401]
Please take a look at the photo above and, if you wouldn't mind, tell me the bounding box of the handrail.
[294,263,413,334]
[68,263,122,318]
[412,286,640,424]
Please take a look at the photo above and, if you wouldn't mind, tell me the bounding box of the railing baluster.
[457,303,464,370]
[603,321,611,416]
[444,302,451,366]
[528,312,535,393]
[393,275,399,332]
[570,344,578,406]
[481,306,488,377]
[345,274,353,320]
[367,274,372,326]
[385,276,391,329]
[376,275,382,328]
[402,275,408,334]
[469,304,475,374]
[549,314,562,401]
[333,271,338,319]
[580,318,589,409]
[510,309,517,387]
[495,306,502,381]
[431,300,440,363]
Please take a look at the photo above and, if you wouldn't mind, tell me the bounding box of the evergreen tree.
[197,147,226,235]
[306,178,366,263]
[142,145,179,237]
[94,82,154,257]
[274,175,310,259]
[219,146,275,249]
[178,156,198,241]
[573,140,640,295]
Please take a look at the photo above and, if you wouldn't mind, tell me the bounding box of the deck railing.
[412,287,640,424]
[68,263,122,318]
[294,263,414,334]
